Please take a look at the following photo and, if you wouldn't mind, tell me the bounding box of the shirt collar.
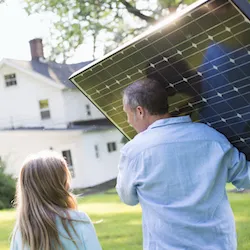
[147,115,192,130]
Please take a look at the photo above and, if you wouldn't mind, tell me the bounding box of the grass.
[0,187,249,250]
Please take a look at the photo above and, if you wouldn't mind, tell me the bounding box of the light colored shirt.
[10,210,102,250]
[116,116,250,250]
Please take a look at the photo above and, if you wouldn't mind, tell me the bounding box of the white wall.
[0,130,81,178]
[77,128,123,187]
[0,128,123,189]
[62,89,105,123]
[0,65,66,129]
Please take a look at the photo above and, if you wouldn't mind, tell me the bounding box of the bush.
[0,160,16,209]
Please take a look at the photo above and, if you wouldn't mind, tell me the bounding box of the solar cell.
[70,0,250,159]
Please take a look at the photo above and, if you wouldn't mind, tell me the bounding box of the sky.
[0,0,96,63]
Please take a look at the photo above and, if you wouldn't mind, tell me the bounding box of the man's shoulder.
[191,122,229,142]
[120,132,147,158]
[121,122,230,158]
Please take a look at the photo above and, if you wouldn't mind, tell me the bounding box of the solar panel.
[69,0,250,160]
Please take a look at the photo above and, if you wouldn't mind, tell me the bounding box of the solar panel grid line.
[142,49,204,122]
[230,131,250,141]
[170,98,249,124]
[85,24,245,100]
[160,3,247,131]
[109,112,250,148]
[91,62,126,93]
[115,96,203,119]
[74,2,216,89]
[92,75,144,101]
[80,6,240,94]
[219,126,250,144]
[149,20,230,135]
[232,140,250,147]
[201,62,250,97]
[99,52,250,114]
[90,24,250,102]
[231,130,250,138]
[76,2,227,93]
[231,137,250,148]
[221,34,250,108]
[192,7,247,63]
[91,17,242,92]
[211,8,250,86]
[210,111,250,127]
[93,47,250,109]
[70,81,132,139]
[102,76,250,118]
[95,72,248,121]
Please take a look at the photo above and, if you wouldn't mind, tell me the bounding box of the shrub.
[0,160,16,209]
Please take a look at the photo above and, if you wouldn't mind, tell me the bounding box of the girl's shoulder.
[67,209,91,222]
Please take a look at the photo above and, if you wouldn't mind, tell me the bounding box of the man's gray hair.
[123,78,169,115]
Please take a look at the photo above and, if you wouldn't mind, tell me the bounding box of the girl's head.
[17,150,75,210]
[15,150,77,250]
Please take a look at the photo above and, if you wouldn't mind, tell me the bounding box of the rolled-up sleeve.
[116,153,139,206]
[225,145,250,189]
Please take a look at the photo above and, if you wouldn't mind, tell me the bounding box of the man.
[116,78,250,250]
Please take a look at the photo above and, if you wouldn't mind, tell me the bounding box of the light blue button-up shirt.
[10,210,102,250]
[116,116,250,250]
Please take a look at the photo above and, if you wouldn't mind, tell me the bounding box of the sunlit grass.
[0,189,249,250]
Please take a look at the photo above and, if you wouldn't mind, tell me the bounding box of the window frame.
[39,99,51,120]
[94,144,100,158]
[107,142,117,153]
[86,104,91,116]
[4,73,17,87]
[62,150,75,178]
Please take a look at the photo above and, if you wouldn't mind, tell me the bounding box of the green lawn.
[0,188,249,250]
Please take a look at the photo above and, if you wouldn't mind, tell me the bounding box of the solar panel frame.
[233,0,250,19]
[69,0,250,158]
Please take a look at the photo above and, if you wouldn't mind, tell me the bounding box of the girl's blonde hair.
[13,150,78,250]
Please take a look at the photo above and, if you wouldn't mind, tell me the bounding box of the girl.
[11,150,102,250]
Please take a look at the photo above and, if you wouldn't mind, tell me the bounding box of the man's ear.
[136,106,145,117]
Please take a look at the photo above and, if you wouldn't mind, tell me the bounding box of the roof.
[6,58,92,88]
[0,118,115,132]
[1,124,114,132]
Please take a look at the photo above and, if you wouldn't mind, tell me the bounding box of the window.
[86,104,91,116]
[39,99,51,120]
[107,142,117,153]
[62,150,75,177]
[94,145,99,158]
[5,74,17,87]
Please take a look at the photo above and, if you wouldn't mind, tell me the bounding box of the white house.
[0,38,123,189]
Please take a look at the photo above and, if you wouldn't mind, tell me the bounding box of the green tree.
[24,0,197,62]
[0,160,16,209]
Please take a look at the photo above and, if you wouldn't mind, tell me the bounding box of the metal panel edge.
[70,77,131,140]
[231,0,250,19]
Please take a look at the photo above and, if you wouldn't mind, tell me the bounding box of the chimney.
[29,38,44,60]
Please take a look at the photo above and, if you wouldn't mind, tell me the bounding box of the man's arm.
[116,153,139,206]
[225,144,250,189]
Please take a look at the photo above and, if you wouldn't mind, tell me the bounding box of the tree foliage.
[24,0,197,62]
[0,160,16,209]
